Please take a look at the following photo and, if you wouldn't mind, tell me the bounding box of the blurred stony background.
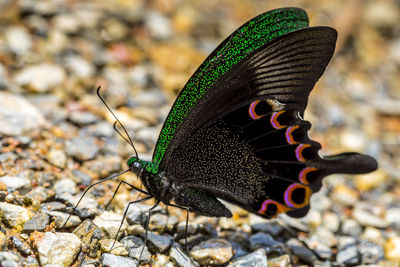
[0,0,399,266]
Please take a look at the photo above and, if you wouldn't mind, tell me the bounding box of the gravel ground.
[0,0,399,266]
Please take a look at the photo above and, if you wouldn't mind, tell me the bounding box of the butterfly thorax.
[127,157,174,203]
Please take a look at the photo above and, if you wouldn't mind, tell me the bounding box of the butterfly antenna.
[113,121,134,147]
[96,86,139,159]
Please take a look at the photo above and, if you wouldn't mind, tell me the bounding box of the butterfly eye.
[130,161,141,174]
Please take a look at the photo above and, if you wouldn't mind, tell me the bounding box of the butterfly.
[115,7,378,221]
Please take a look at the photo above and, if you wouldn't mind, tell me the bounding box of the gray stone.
[70,111,100,125]
[149,213,179,232]
[71,170,93,187]
[126,203,163,225]
[36,232,81,266]
[5,26,32,55]
[145,11,172,39]
[0,252,19,262]
[353,208,388,228]
[100,253,138,267]
[358,239,384,264]
[10,236,31,256]
[65,136,100,161]
[146,232,174,253]
[287,238,318,264]
[336,236,359,265]
[0,92,47,136]
[14,63,66,92]
[251,222,283,236]
[54,179,77,196]
[46,149,67,168]
[65,56,94,78]
[267,254,291,267]
[23,212,50,233]
[341,219,362,236]
[93,211,127,238]
[249,232,282,251]
[121,235,151,262]
[227,248,267,267]
[190,238,233,266]
[0,176,30,192]
[45,210,81,228]
[40,202,66,212]
[0,202,31,228]
[169,243,199,267]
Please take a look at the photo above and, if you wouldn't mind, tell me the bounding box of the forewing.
[152,8,309,167]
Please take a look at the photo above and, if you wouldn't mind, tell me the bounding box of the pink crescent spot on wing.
[284,183,312,208]
[285,126,299,144]
[248,101,263,120]
[295,144,311,162]
[270,111,286,129]
[299,167,318,184]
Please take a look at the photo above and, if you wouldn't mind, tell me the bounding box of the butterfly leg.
[110,196,153,253]
[62,169,132,228]
[102,180,150,214]
[138,200,161,266]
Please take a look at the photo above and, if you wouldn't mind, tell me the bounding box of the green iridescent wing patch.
[152,7,309,168]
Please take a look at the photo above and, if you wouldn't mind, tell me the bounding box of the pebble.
[385,236,400,262]
[22,212,50,233]
[358,239,384,264]
[287,238,318,264]
[14,63,66,92]
[169,243,198,267]
[5,26,32,55]
[267,254,291,267]
[0,92,47,136]
[251,220,283,236]
[336,236,359,265]
[93,211,127,239]
[73,220,103,258]
[65,136,100,161]
[145,11,172,39]
[65,56,95,78]
[190,238,233,266]
[100,253,138,267]
[227,248,268,267]
[385,208,400,226]
[0,175,30,192]
[10,236,31,256]
[148,213,179,232]
[40,201,66,212]
[99,239,128,256]
[341,219,363,236]
[46,149,67,168]
[0,202,31,228]
[36,232,81,266]
[71,169,93,186]
[145,232,174,253]
[54,179,77,196]
[249,232,282,251]
[121,235,151,262]
[353,207,388,228]
[46,210,81,228]
[70,111,100,126]
[126,203,163,225]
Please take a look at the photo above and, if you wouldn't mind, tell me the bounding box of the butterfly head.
[127,156,159,175]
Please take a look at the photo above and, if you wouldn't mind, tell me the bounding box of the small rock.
[287,238,318,264]
[353,208,388,228]
[251,221,283,236]
[100,253,138,267]
[5,26,32,55]
[0,92,47,136]
[0,252,19,263]
[126,203,163,225]
[331,185,359,206]
[23,212,50,233]
[0,202,31,228]
[385,208,400,226]
[149,213,179,232]
[385,236,400,262]
[249,232,282,251]
[99,239,128,256]
[355,169,386,191]
[267,254,291,267]
[10,236,31,256]
[54,179,77,196]
[46,210,81,228]
[14,63,66,92]
[70,111,100,126]
[40,201,66,212]
[65,56,94,78]
[360,227,385,245]
[341,219,362,236]
[322,212,340,233]
[145,11,172,39]
[336,236,359,265]
[170,243,198,267]
[47,149,67,168]
[93,211,127,239]
[227,248,267,267]
[121,236,151,262]
[73,220,103,258]
[36,232,81,266]
[358,239,384,264]
[71,170,93,187]
[0,176,30,192]
[65,136,100,161]
[190,238,233,266]
[145,232,174,253]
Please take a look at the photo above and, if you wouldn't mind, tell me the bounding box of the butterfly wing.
[160,27,377,219]
[152,7,310,168]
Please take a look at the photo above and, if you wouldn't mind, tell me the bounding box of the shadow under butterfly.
[65,7,378,264]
